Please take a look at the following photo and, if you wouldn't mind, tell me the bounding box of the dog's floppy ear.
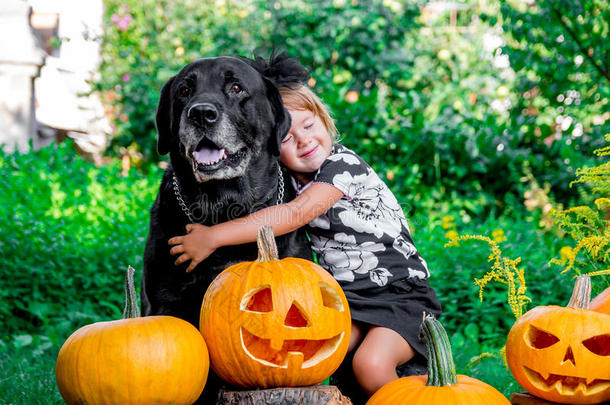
[264,77,291,156]
[155,76,174,156]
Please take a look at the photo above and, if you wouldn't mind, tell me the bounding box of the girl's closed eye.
[282,134,294,144]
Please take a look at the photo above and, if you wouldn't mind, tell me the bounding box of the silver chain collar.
[172,164,285,224]
[276,164,285,205]
[172,175,198,223]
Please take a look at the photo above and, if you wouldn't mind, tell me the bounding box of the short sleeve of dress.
[313,145,368,199]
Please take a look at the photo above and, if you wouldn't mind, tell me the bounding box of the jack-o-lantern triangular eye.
[320,282,344,311]
[582,334,610,356]
[242,286,273,312]
[284,302,309,327]
[526,325,560,349]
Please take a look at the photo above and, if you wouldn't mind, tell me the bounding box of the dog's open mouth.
[192,138,227,170]
[187,136,250,180]
[191,138,246,172]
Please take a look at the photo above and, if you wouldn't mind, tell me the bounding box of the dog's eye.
[180,87,191,97]
[230,83,243,94]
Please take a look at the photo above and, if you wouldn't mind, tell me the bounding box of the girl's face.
[280,108,333,176]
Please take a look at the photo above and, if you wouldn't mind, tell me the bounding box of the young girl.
[169,84,441,396]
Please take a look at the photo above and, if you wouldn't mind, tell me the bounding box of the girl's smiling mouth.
[300,145,319,158]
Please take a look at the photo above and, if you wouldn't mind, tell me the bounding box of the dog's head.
[156,56,303,183]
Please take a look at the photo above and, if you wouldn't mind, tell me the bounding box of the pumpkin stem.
[257,226,279,262]
[122,266,141,319]
[567,274,591,310]
[421,314,458,386]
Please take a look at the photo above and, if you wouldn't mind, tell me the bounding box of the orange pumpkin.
[56,266,209,405]
[506,275,610,404]
[590,286,610,314]
[200,226,351,388]
[367,315,509,404]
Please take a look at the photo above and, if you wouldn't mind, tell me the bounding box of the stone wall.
[0,0,45,153]
[0,0,109,158]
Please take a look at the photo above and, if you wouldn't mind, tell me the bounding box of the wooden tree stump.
[511,392,610,405]
[217,384,353,405]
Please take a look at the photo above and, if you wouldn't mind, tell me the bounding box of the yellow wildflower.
[445,234,530,319]
[586,268,610,277]
[445,230,459,240]
[467,351,496,368]
[595,198,610,211]
[579,236,608,260]
[559,246,575,262]
[442,215,455,230]
[492,229,507,243]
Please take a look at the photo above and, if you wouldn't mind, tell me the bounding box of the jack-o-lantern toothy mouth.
[240,327,344,369]
[524,366,610,395]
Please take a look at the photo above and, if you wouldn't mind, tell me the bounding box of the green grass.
[0,344,63,405]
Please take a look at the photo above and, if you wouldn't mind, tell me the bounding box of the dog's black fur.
[141,55,312,402]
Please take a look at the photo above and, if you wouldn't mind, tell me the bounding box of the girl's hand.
[168,224,218,272]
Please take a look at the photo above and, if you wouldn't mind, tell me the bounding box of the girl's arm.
[169,182,343,271]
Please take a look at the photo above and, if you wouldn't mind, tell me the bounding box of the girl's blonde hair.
[279,85,338,141]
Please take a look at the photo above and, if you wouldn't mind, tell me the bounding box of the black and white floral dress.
[293,144,441,361]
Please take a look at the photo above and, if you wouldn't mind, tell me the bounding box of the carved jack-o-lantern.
[200,226,351,388]
[506,275,610,404]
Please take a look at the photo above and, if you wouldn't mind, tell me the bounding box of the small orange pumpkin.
[506,275,610,404]
[200,226,351,388]
[56,266,209,405]
[590,286,610,314]
[367,315,509,404]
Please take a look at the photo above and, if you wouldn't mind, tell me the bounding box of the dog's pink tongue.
[194,147,224,164]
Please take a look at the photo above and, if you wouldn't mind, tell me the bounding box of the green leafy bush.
[0,140,161,343]
[98,0,602,218]
[497,0,609,200]
[548,137,610,278]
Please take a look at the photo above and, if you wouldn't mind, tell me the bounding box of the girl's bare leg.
[352,326,415,395]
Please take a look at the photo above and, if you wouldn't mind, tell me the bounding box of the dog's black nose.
[188,103,219,124]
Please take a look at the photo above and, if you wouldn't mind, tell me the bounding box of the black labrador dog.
[141,55,312,327]
[141,57,313,403]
